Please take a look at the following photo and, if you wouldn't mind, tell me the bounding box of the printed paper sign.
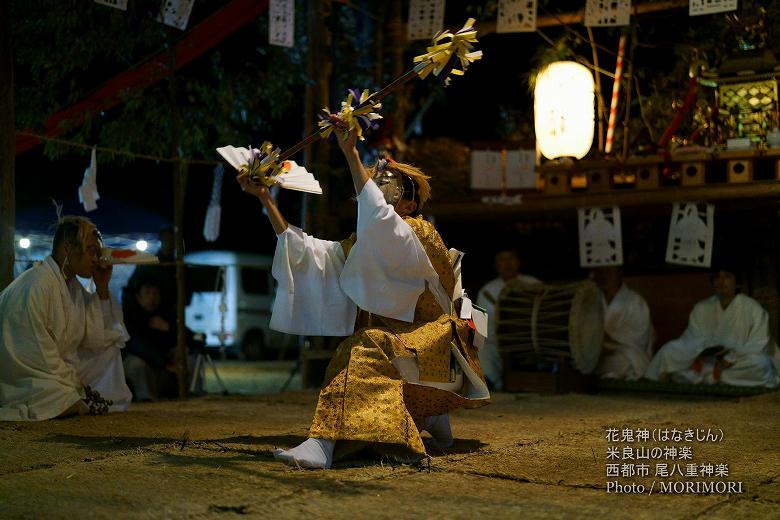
[269,0,295,48]
[408,0,446,41]
[689,0,737,16]
[584,0,631,27]
[497,0,537,33]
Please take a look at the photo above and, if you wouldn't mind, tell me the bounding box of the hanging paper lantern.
[534,61,595,160]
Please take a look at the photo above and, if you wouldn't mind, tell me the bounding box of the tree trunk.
[0,0,15,290]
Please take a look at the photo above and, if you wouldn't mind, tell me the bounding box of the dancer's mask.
[372,158,415,206]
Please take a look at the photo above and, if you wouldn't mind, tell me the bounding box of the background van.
[184,250,292,360]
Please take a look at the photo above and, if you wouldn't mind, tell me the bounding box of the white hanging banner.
[470,150,502,189]
[269,0,295,48]
[94,0,128,10]
[203,164,224,242]
[408,0,446,41]
[578,206,623,267]
[497,0,537,33]
[506,150,536,189]
[584,0,631,27]
[157,0,194,31]
[78,147,100,213]
[666,202,715,267]
[471,150,536,190]
[689,0,737,16]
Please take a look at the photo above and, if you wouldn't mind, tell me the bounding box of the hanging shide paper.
[666,202,715,267]
[78,147,100,212]
[578,206,624,267]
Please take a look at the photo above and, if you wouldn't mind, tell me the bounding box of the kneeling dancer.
[237,129,490,468]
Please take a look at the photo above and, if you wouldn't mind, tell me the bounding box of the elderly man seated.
[645,266,780,387]
[0,216,132,420]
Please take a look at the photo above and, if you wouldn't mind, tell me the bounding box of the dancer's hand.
[334,119,358,155]
[237,171,271,201]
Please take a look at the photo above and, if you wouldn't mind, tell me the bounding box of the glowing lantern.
[534,61,595,160]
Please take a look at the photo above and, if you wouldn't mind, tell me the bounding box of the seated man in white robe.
[592,266,653,380]
[645,267,780,387]
[476,249,541,390]
[0,216,132,420]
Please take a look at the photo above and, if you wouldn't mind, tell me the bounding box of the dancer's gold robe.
[309,216,488,458]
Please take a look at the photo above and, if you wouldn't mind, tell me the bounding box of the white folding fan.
[216,145,322,195]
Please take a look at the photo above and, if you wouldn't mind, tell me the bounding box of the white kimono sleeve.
[270,224,358,336]
[725,300,771,357]
[80,292,129,351]
[340,179,442,322]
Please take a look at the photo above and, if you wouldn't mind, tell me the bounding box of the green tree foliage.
[13,0,310,162]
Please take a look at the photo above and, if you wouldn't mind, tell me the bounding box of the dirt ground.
[0,388,778,519]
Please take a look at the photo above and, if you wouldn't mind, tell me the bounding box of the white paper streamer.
[269,0,295,48]
[666,202,715,267]
[407,0,446,41]
[78,147,100,213]
[157,0,194,31]
[578,206,623,267]
[203,164,224,242]
[689,0,737,16]
[497,0,537,33]
[94,0,128,10]
[584,0,631,27]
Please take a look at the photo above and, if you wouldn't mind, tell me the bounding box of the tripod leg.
[205,354,228,394]
[189,354,204,393]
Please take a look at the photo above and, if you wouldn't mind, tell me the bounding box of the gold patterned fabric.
[308,216,489,460]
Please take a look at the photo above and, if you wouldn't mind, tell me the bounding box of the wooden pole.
[622,32,636,161]
[388,0,408,159]
[167,30,188,398]
[304,0,332,237]
[587,27,605,153]
[0,0,14,291]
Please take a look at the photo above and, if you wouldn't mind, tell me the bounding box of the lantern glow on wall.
[534,61,595,160]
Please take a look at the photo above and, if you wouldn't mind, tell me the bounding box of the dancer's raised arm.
[336,128,370,195]
[236,171,288,235]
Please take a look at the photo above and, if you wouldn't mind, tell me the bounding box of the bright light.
[534,61,595,160]
[19,238,31,249]
[135,240,148,252]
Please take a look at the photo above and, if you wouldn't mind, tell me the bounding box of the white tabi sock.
[420,414,453,449]
[273,438,334,469]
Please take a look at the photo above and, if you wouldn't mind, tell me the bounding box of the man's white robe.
[0,256,132,420]
[596,284,654,380]
[645,294,779,387]
[476,274,541,389]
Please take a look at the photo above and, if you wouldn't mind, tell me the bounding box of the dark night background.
[11,0,776,295]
